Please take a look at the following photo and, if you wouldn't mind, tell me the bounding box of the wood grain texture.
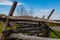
[10,33,60,40]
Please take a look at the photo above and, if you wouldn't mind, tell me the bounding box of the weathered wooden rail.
[10,33,60,40]
[1,16,60,24]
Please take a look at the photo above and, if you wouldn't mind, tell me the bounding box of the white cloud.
[33,9,51,18]
[50,13,60,20]
[0,0,23,6]
[33,9,60,20]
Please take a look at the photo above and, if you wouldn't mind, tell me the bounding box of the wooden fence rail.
[10,33,60,40]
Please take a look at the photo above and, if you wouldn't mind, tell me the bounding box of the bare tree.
[29,6,35,16]
[17,7,20,16]
[17,5,28,16]
[16,5,35,16]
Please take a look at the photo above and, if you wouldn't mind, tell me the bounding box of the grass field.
[49,30,60,39]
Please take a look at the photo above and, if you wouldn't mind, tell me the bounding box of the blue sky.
[0,0,60,20]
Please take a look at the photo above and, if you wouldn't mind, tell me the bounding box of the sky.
[0,0,60,20]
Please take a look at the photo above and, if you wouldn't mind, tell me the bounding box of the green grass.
[0,21,4,33]
[0,25,2,33]
[49,30,60,39]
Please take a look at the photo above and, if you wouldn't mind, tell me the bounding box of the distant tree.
[0,14,6,16]
[29,6,35,16]
[16,5,35,16]
[35,16,38,18]
[17,5,28,16]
